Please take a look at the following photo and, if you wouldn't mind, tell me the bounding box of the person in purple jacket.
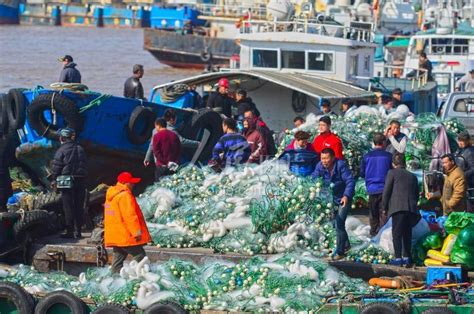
[360,133,393,237]
[312,148,355,260]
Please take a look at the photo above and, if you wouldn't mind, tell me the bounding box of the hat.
[392,88,402,95]
[218,78,229,88]
[58,55,73,62]
[319,115,331,126]
[58,127,75,138]
[117,172,141,184]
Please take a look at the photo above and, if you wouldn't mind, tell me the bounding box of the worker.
[382,153,419,267]
[104,171,151,273]
[58,55,81,83]
[312,116,344,160]
[235,89,260,120]
[0,131,13,212]
[244,109,276,158]
[285,131,315,152]
[293,116,305,128]
[441,154,467,215]
[50,128,87,239]
[455,69,474,92]
[211,117,250,167]
[243,118,267,164]
[360,133,392,237]
[384,120,407,154]
[312,148,355,260]
[455,132,474,194]
[280,131,319,176]
[320,99,337,116]
[152,118,181,181]
[206,78,235,117]
[340,98,356,117]
[391,88,403,107]
[124,64,146,100]
[407,52,433,81]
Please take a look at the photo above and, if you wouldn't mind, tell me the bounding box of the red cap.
[218,78,229,88]
[117,172,141,184]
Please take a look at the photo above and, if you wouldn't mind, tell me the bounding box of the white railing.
[195,2,267,19]
[370,65,429,90]
[240,19,374,42]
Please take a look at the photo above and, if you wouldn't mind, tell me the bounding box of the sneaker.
[331,253,345,261]
[389,258,403,266]
[402,257,413,267]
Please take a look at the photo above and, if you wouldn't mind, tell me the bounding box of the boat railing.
[240,19,374,42]
[195,3,267,20]
[369,65,429,91]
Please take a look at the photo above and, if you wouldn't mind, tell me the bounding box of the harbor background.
[0,25,199,96]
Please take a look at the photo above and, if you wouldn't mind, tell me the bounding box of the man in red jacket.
[312,116,344,159]
[152,118,181,181]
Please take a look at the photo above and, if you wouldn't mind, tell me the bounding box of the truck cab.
[438,92,474,135]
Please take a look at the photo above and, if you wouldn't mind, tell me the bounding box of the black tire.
[33,192,62,212]
[7,88,28,130]
[35,290,87,314]
[127,106,156,145]
[144,301,186,314]
[27,93,83,141]
[93,303,130,314]
[13,210,50,244]
[0,94,9,135]
[422,309,453,314]
[0,281,35,314]
[188,109,223,162]
[359,302,403,314]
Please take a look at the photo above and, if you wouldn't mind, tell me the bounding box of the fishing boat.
[0,0,19,24]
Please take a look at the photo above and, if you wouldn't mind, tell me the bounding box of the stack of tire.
[0,281,187,314]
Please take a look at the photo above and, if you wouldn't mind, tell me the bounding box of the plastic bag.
[412,245,427,266]
[444,212,474,235]
[424,258,444,266]
[449,225,474,269]
[441,234,457,256]
[426,249,450,263]
[420,232,443,250]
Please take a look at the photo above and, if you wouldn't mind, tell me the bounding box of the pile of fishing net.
[0,251,373,311]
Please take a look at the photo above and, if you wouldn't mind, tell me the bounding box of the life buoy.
[291,91,307,113]
[27,93,83,141]
[0,282,35,314]
[187,108,223,162]
[7,88,27,130]
[93,303,130,314]
[13,210,50,245]
[144,301,186,314]
[200,50,212,63]
[360,302,403,314]
[0,94,9,135]
[35,290,87,314]
[127,106,156,145]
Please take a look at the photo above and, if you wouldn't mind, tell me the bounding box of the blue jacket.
[312,159,355,203]
[360,148,392,195]
[212,133,250,166]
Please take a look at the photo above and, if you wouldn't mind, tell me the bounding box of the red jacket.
[152,129,181,167]
[312,132,344,159]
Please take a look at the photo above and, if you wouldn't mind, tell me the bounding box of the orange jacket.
[104,183,151,247]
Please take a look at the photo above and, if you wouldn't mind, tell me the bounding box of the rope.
[49,83,89,92]
[32,85,44,99]
[79,94,112,113]
[160,84,189,103]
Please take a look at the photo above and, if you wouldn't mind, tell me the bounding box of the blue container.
[426,266,463,285]
[150,6,203,29]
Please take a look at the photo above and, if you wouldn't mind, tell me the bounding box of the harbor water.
[0,25,199,96]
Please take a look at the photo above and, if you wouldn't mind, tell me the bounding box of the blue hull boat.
[0,86,223,189]
[0,0,19,24]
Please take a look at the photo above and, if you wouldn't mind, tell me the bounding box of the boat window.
[430,37,469,55]
[433,73,451,94]
[349,55,358,76]
[252,49,278,68]
[281,51,305,69]
[364,55,371,72]
[307,52,333,71]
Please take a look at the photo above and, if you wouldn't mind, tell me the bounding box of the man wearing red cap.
[104,172,151,273]
[206,77,235,117]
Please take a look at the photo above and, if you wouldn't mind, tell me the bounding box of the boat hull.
[144,28,240,69]
[0,2,19,24]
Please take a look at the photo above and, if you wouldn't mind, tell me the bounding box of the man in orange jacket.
[104,172,151,273]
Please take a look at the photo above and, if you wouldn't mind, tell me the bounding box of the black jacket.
[206,92,234,117]
[456,146,474,185]
[59,63,81,83]
[0,135,13,201]
[236,97,260,118]
[51,141,87,179]
[382,168,419,218]
[124,76,145,100]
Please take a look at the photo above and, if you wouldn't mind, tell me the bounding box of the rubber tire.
[27,93,83,141]
[0,93,9,135]
[188,108,223,162]
[127,106,156,145]
[7,88,27,130]
[421,309,454,314]
[92,303,130,314]
[35,290,87,314]
[359,302,403,314]
[32,192,62,212]
[13,210,50,244]
[144,301,187,314]
[0,281,35,314]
